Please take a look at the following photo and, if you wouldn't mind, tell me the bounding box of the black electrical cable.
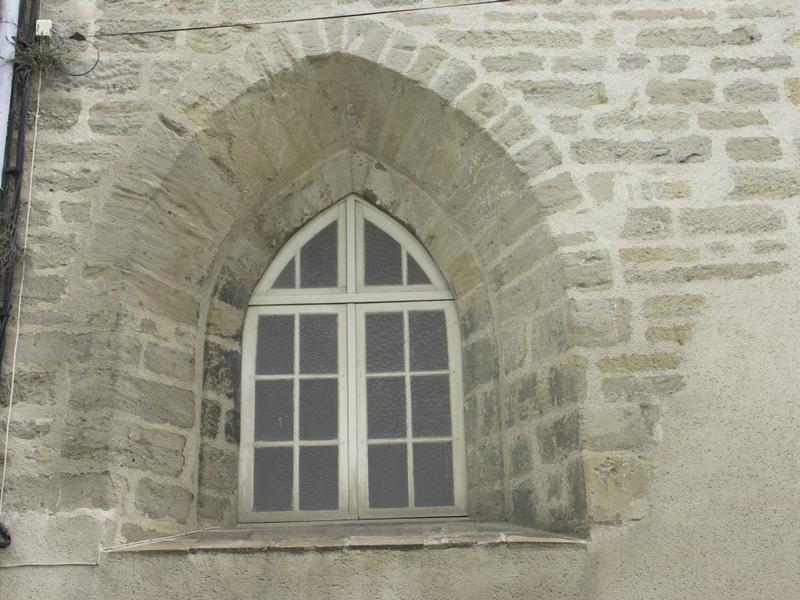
[0,521,10,548]
[74,0,511,39]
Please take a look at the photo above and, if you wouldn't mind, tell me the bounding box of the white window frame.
[239,195,467,523]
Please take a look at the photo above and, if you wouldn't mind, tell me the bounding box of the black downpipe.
[0,0,41,550]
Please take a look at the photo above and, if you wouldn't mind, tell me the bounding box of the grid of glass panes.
[251,308,345,515]
[362,216,431,288]
[361,305,456,511]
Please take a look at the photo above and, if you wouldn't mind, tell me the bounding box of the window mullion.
[292,313,300,512]
[346,303,359,517]
[403,309,415,509]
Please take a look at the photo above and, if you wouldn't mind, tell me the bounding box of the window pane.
[411,375,451,438]
[299,314,338,374]
[406,254,431,285]
[299,446,338,511]
[253,447,293,512]
[272,258,295,289]
[409,310,448,371]
[367,377,406,439]
[413,442,454,507]
[299,379,338,441]
[256,315,294,375]
[300,222,338,288]
[364,219,402,285]
[254,379,293,441]
[368,444,408,509]
[365,312,404,373]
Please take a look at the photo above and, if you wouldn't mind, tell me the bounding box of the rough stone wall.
[1,0,799,598]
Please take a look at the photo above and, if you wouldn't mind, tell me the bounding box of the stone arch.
[54,47,590,539]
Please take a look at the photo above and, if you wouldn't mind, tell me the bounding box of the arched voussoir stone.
[70,50,596,538]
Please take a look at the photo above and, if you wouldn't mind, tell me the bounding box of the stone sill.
[112,520,587,554]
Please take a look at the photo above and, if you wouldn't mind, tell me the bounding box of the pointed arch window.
[240,195,467,522]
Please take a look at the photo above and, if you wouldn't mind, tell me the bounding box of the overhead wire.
[71,0,511,39]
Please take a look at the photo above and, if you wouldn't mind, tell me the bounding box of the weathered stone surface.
[728,168,800,199]
[531,173,583,214]
[537,410,579,463]
[613,9,712,21]
[199,444,237,492]
[597,353,681,373]
[724,79,779,103]
[602,374,686,403]
[618,54,648,71]
[645,324,694,345]
[679,206,785,235]
[513,80,607,107]
[619,247,699,263]
[621,207,672,239]
[4,472,117,513]
[626,262,787,283]
[88,100,151,135]
[512,138,562,178]
[439,30,582,48]
[725,137,782,161]
[643,294,706,320]
[595,110,689,132]
[203,341,240,400]
[646,79,715,105]
[482,53,544,73]
[698,110,768,129]
[201,397,221,439]
[561,250,613,289]
[32,98,81,130]
[580,405,652,450]
[659,55,689,73]
[712,55,792,72]
[143,342,195,383]
[566,298,631,347]
[548,357,588,407]
[788,78,800,108]
[572,136,711,164]
[552,55,606,72]
[586,172,614,204]
[490,105,537,148]
[458,84,507,125]
[636,26,760,47]
[135,477,193,523]
[584,454,650,522]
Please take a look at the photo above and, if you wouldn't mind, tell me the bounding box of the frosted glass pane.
[364,219,402,285]
[299,314,338,374]
[253,447,293,512]
[413,442,454,507]
[256,315,294,375]
[411,375,451,438]
[409,310,448,371]
[365,312,404,373]
[272,258,295,289]
[300,222,338,288]
[367,377,406,439]
[254,379,293,441]
[406,254,431,285]
[299,446,338,511]
[368,444,408,509]
[299,379,338,441]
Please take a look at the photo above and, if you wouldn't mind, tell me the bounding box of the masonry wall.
[1,1,799,598]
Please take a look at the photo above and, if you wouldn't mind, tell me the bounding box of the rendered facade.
[0,0,799,598]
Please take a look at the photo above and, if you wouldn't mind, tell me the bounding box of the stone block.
[584,454,651,523]
[513,80,607,107]
[88,100,151,135]
[621,207,672,239]
[511,481,538,526]
[537,410,580,463]
[726,137,782,161]
[548,357,588,407]
[728,168,800,200]
[618,54,648,71]
[203,341,240,400]
[646,79,715,104]
[580,404,652,451]
[561,250,613,289]
[201,397,221,439]
[458,84,507,125]
[597,353,681,373]
[626,262,787,283]
[552,55,606,72]
[659,55,690,73]
[430,60,476,102]
[31,97,81,130]
[482,53,544,73]
[645,324,695,345]
[595,110,690,132]
[512,138,563,178]
[490,105,538,148]
[462,336,498,391]
[406,46,448,83]
[143,341,196,383]
[679,206,785,235]
[619,246,699,263]
[586,172,614,204]
[712,55,792,72]
[643,294,705,320]
[95,19,179,52]
[636,26,760,47]
[198,492,231,522]
[572,136,710,164]
[224,408,240,444]
[135,477,193,523]
[602,375,685,403]
[566,297,632,347]
[613,9,712,20]
[439,30,582,48]
[698,110,768,129]
[531,172,583,215]
[199,444,237,492]
[788,78,800,108]
[509,433,533,477]
[3,472,116,513]
[723,79,779,103]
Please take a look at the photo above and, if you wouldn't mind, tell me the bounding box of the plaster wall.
[0,0,799,598]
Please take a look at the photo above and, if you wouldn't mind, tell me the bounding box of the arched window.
[239,195,467,522]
